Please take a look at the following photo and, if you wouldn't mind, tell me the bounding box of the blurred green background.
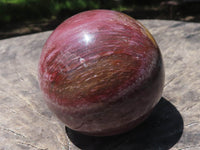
[0,0,164,23]
[0,0,200,39]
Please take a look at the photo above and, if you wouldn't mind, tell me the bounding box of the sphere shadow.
[66,97,184,150]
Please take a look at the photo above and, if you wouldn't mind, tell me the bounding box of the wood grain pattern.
[0,20,200,150]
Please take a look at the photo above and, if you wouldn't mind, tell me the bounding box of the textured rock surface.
[0,20,200,150]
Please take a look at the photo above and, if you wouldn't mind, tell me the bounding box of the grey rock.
[0,20,200,150]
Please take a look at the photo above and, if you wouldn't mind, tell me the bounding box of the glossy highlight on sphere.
[38,10,165,136]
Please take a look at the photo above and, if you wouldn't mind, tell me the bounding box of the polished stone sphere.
[38,9,164,136]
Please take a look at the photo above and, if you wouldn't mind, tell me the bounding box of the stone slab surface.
[0,20,200,150]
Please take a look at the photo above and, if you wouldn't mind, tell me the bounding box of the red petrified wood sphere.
[38,10,164,136]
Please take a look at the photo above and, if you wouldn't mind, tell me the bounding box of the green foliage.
[0,0,55,23]
[0,0,162,23]
[0,0,100,23]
